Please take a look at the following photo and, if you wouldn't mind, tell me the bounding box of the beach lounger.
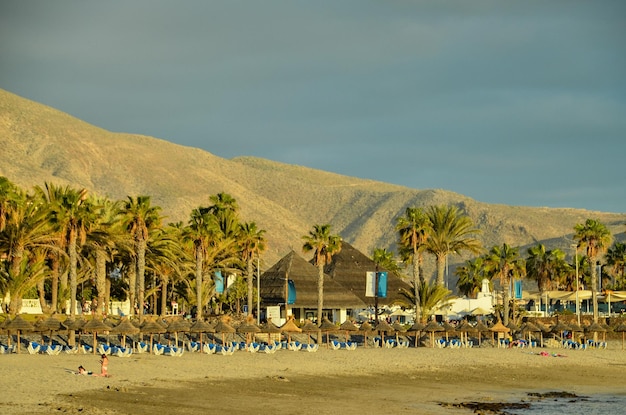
[217,345,235,355]
[45,344,63,355]
[164,346,184,356]
[302,343,319,352]
[203,343,217,354]
[385,339,397,348]
[27,342,41,354]
[97,344,112,355]
[260,343,278,354]
[115,346,133,357]
[136,342,149,354]
[187,341,201,352]
[246,342,261,353]
[153,343,165,355]
[288,341,302,351]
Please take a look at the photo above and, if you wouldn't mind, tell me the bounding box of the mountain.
[1,88,624,274]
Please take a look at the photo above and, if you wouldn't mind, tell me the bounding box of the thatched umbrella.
[140,318,167,353]
[166,318,191,348]
[237,316,261,347]
[550,321,572,343]
[520,321,541,345]
[82,318,113,355]
[188,319,215,350]
[359,321,376,348]
[318,318,337,346]
[441,321,457,342]
[109,318,140,348]
[339,320,359,343]
[408,321,425,347]
[423,320,443,348]
[213,317,236,346]
[489,321,510,346]
[455,320,476,346]
[37,314,63,345]
[473,321,490,346]
[391,321,407,344]
[260,318,282,345]
[584,321,606,344]
[280,316,302,344]
[300,319,320,345]
[375,320,395,347]
[5,314,35,353]
[62,318,86,346]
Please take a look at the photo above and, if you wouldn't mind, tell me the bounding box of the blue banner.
[287,280,296,304]
[514,280,522,300]
[214,270,224,294]
[377,271,388,298]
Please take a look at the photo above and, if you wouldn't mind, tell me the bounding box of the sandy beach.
[2,341,625,415]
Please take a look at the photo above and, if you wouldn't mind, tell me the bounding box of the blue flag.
[214,271,224,294]
[376,271,388,298]
[514,280,522,300]
[287,280,296,304]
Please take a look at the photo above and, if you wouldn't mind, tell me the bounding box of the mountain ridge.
[1,88,624,271]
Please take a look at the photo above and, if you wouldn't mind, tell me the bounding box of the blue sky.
[1,1,625,213]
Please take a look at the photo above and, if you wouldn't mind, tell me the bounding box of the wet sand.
[2,344,625,414]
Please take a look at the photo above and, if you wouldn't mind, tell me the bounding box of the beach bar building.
[260,243,413,325]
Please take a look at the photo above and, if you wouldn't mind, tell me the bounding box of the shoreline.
[2,345,625,414]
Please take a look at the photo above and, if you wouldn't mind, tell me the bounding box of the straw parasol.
[300,319,320,345]
[407,321,425,347]
[455,320,476,346]
[37,314,63,345]
[166,317,191,348]
[140,317,167,353]
[5,314,35,353]
[550,321,572,342]
[82,318,113,355]
[375,320,395,346]
[213,316,236,346]
[339,320,359,342]
[423,320,443,348]
[584,321,606,343]
[318,318,338,346]
[441,321,457,342]
[261,318,283,345]
[391,321,407,344]
[359,321,376,348]
[237,316,261,346]
[109,317,140,348]
[189,319,215,349]
[489,320,510,346]
[473,321,490,345]
[280,316,302,344]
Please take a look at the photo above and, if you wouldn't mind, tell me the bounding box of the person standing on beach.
[95,354,109,377]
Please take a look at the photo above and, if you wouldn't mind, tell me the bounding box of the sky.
[1,1,625,213]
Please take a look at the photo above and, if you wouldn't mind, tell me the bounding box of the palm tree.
[574,219,613,323]
[400,280,453,323]
[45,184,92,321]
[238,221,266,316]
[526,244,570,314]
[182,207,214,320]
[0,189,55,314]
[606,242,626,290]
[455,256,487,298]
[484,243,525,326]
[120,196,162,322]
[302,224,342,323]
[208,192,239,237]
[395,207,431,323]
[426,205,482,287]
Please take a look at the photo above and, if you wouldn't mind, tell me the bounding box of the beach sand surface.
[2,344,625,414]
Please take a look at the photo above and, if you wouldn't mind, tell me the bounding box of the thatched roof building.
[261,250,366,309]
[323,242,412,306]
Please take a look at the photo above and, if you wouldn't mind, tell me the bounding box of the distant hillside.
[1,88,624,277]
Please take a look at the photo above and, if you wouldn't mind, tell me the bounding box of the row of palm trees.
[0,177,266,328]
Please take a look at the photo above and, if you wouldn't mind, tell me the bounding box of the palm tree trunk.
[137,239,146,322]
[247,257,254,315]
[95,249,107,316]
[436,253,446,287]
[317,263,324,323]
[413,254,422,323]
[37,279,50,314]
[160,276,169,317]
[128,258,136,317]
[591,256,599,324]
[50,255,59,313]
[195,244,203,320]
[69,233,78,319]
[502,279,510,326]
